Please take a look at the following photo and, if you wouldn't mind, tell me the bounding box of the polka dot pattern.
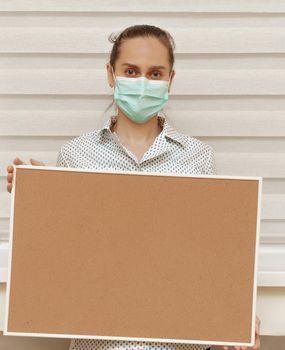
[56,113,216,350]
[68,339,211,350]
[56,113,216,177]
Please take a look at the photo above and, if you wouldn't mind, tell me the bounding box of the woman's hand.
[222,315,261,350]
[6,157,45,193]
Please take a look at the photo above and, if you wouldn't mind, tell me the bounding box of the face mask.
[112,67,169,124]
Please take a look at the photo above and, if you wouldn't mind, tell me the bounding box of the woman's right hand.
[6,157,45,193]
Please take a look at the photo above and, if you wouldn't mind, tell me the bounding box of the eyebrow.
[121,63,166,70]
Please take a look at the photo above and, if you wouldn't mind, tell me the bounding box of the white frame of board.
[4,164,263,348]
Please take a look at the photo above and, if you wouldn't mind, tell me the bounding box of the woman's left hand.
[222,315,261,350]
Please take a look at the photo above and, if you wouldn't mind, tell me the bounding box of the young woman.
[6,25,260,350]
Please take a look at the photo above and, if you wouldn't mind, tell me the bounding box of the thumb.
[222,347,229,350]
[30,158,45,166]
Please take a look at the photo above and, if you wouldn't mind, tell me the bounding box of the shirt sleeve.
[203,146,217,175]
[56,146,69,167]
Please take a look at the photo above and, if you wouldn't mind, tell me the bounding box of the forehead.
[117,36,169,68]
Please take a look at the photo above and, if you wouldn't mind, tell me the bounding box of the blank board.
[4,165,262,348]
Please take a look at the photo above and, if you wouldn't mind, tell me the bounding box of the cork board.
[4,165,262,348]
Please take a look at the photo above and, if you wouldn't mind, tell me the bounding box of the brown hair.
[108,24,176,74]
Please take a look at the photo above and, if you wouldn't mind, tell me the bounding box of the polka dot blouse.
[56,113,216,350]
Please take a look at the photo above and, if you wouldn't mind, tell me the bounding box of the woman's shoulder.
[180,133,214,156]
[56,129,102,167]
[60,129,102,153]
[179,134,216,174]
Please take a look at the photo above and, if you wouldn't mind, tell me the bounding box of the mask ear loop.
[111,66,117,85]
[111,66,119,117]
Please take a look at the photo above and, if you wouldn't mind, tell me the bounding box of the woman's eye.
[126,69,136,76]
[151,71,161,78]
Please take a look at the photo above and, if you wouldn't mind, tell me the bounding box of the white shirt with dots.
[56,113,216,350]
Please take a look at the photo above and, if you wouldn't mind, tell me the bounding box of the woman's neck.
[111,111,163,146]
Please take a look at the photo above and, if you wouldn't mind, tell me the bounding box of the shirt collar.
[96,114,187,148]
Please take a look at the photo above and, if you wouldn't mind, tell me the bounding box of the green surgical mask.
[112,67,169,124]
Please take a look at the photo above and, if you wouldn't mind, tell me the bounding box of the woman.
[6,24,260,350]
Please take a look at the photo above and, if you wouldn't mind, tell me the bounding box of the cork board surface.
[4,166,262,347]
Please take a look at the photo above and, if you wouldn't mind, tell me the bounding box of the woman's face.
[107,36,175,93]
